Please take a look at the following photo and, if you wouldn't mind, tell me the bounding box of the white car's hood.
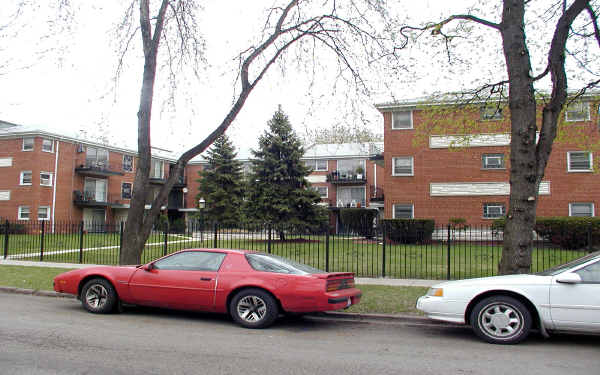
[431,274,551,289]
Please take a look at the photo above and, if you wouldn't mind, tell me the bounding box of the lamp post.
[198,198,205,241]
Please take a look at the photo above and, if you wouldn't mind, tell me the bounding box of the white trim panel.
[0,157,12,167]
[429,134,511,149]
[307,175,327,183]
[0,190,10,200]
[430,181,550,196]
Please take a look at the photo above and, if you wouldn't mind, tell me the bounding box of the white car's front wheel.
[470,295,532,345]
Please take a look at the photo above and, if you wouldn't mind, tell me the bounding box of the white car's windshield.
[537,251,600,276]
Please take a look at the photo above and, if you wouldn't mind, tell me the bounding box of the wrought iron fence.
[0,219,593,280]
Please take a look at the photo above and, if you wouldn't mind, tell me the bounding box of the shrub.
[170,218,186,233]
[339,208,378,237]
[534,217,600,250]
[0,222,26,234]
[382,219,435,244]
[449,217,469,230]
[155,214,169,232]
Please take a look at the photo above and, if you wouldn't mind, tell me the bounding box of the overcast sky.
[1,1,594,156]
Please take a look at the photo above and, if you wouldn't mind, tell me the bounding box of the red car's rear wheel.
[230,288,278,329]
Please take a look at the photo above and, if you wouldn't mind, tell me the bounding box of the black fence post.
[267,224,272,254]
[325,228,330,272]
[79,221,84,264]
[119,221,124,263]
[3,219,9,259]
[587,224,593,253]
[446,224,451,280]
[213,222,218,248]
[163,228,168,256]
[382,222,386,278]
[39,220,45,261]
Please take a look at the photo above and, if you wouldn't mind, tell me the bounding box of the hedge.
[339,208,378,237]
[382,219,435,244]
[492,217,600,250]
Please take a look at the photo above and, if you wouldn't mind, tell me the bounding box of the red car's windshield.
[245,253,325,275]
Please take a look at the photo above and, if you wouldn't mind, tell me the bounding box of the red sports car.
[53,248,362,328]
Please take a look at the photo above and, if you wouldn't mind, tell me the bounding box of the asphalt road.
[1,293,598,375]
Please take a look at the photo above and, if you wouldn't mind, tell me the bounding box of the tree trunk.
[498,0,538,274]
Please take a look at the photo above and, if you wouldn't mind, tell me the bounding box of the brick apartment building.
[375,94,600,225]
[0,120,385,232]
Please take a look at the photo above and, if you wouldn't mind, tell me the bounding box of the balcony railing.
[73,191,129,207]
[75,161,124,177]
[326,170,366,185]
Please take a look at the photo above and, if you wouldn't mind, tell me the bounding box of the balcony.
[75,161,124,177]
[73,191,129,208]
[326,170,366,185]
[370,185,384,202]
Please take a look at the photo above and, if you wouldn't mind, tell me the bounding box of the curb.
[0,286,75,299]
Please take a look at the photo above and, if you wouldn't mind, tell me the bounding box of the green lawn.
[3,231,586,279]
[0,265,426,315]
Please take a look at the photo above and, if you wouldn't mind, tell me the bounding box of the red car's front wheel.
[80,278,118,314]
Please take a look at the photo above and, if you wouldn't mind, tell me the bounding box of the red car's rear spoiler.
[314,272,355,279]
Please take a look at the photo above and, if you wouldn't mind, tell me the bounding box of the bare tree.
[119,0,397,265]
[399,0,600,274]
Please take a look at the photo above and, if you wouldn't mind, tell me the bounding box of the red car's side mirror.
[143,263,154,271]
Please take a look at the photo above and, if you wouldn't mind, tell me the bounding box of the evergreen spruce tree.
[246,107,327,240]
[196,134,245,227]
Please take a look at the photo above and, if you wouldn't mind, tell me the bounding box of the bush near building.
[382,219,435,244]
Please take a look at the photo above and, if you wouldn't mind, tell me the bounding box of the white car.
[416,251,600,344]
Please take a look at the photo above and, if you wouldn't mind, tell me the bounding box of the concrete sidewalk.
[0,259,439,287]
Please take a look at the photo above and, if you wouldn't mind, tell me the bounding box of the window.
[337,186,365,207]
[86,147,109,168]
[154,251,227,271]
[22,137,34,151]
[480,105,503,120]
[482,153,505,169]
[313,186,328,198]
[392,157,414,176]
[304,159,328,171]
[18,206,30,220]
[42,139,54,152]
[575,261,600,283]
[565,101,590,122]
[151,158,164,179]
[122,182,132,199]
[569,203,594,217]
[567,151,592,172]
[40,172,53,186]
[123,155,134,172]
[337,159,365,176]
[483,203,505,219]
[392,110,413,129]
[84,178,107,202]
[393,204,414,219]
[38,206,50,220]
[20,171,32,185]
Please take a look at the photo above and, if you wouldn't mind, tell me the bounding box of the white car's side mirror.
[555,272,582,284]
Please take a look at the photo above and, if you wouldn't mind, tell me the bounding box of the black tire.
[80,278,118,314]
[229,288,278,329]
[470,295,532,345]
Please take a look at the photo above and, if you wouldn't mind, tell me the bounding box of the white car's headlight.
[426,288,444,297]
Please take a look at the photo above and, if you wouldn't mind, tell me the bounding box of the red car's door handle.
[200,277,212,281]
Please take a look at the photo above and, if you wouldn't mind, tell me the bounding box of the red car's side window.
[154,252,226,271]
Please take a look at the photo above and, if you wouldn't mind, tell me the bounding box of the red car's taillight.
[326,278,355,292]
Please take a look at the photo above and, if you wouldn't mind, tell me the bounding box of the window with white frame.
[480,105,503,120]
[84,178,107,202]
[304,159,328,171]
[483,203,506,219]
[392,110,413,129]
[337,159,365,176]
[151,158,164,179]
[313,186,328,198]
[336,186,365,207]
[392,156,414,176]
[40,172,53,186]
[86,147,109,168]
[123,155,134,172]
[18,206,30,220]
[38,206,51,220]
[567,151,592,172]
[393,204,414,219]
[22,137,34,151]
[122,182,132,199]
[42,138,54,152]
[20,171,32,185]
[482,153,505,169]
[565,101,590,122]
[569,203,594,217]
